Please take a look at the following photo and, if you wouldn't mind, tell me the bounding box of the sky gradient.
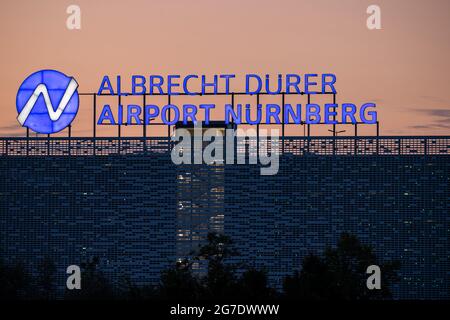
[1,0,449,137]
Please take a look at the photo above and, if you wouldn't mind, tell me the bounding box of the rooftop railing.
[0,136,448,157]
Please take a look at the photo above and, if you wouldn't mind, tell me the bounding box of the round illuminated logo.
[16,69,79,134]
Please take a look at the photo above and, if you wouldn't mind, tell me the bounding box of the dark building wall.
[224,155,449,299]
[0,152,448,299]
[0,154,176,295]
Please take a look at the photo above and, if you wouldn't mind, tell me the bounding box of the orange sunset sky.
[1,0,449,137]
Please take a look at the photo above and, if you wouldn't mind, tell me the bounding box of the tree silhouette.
[36,256,56,300]
[117,275,158,300]
[194,233,240,299]
[237,268,276,300]
[284,254,335,300]
[283,232,400,300]
[0,233,400,300]
[159,259,202,300]
[0,258,30,299]
[64,257,115,300]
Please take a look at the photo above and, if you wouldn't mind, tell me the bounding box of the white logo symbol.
[17,78,78,126]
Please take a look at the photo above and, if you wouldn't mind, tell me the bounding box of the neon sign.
[97,73,376,126]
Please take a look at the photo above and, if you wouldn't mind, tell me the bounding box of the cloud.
[433,123,450,128]
[413,108,450,118]
[419,96,450,105]
[0,123,26,136]
[0,124,21,131]
[427,109,450,118]
[409,108,450,131]
[0,131,27,137]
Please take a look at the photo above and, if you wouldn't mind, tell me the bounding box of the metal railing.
[0,136,448,157]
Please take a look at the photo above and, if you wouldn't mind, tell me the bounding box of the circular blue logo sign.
[16,70,79,134]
